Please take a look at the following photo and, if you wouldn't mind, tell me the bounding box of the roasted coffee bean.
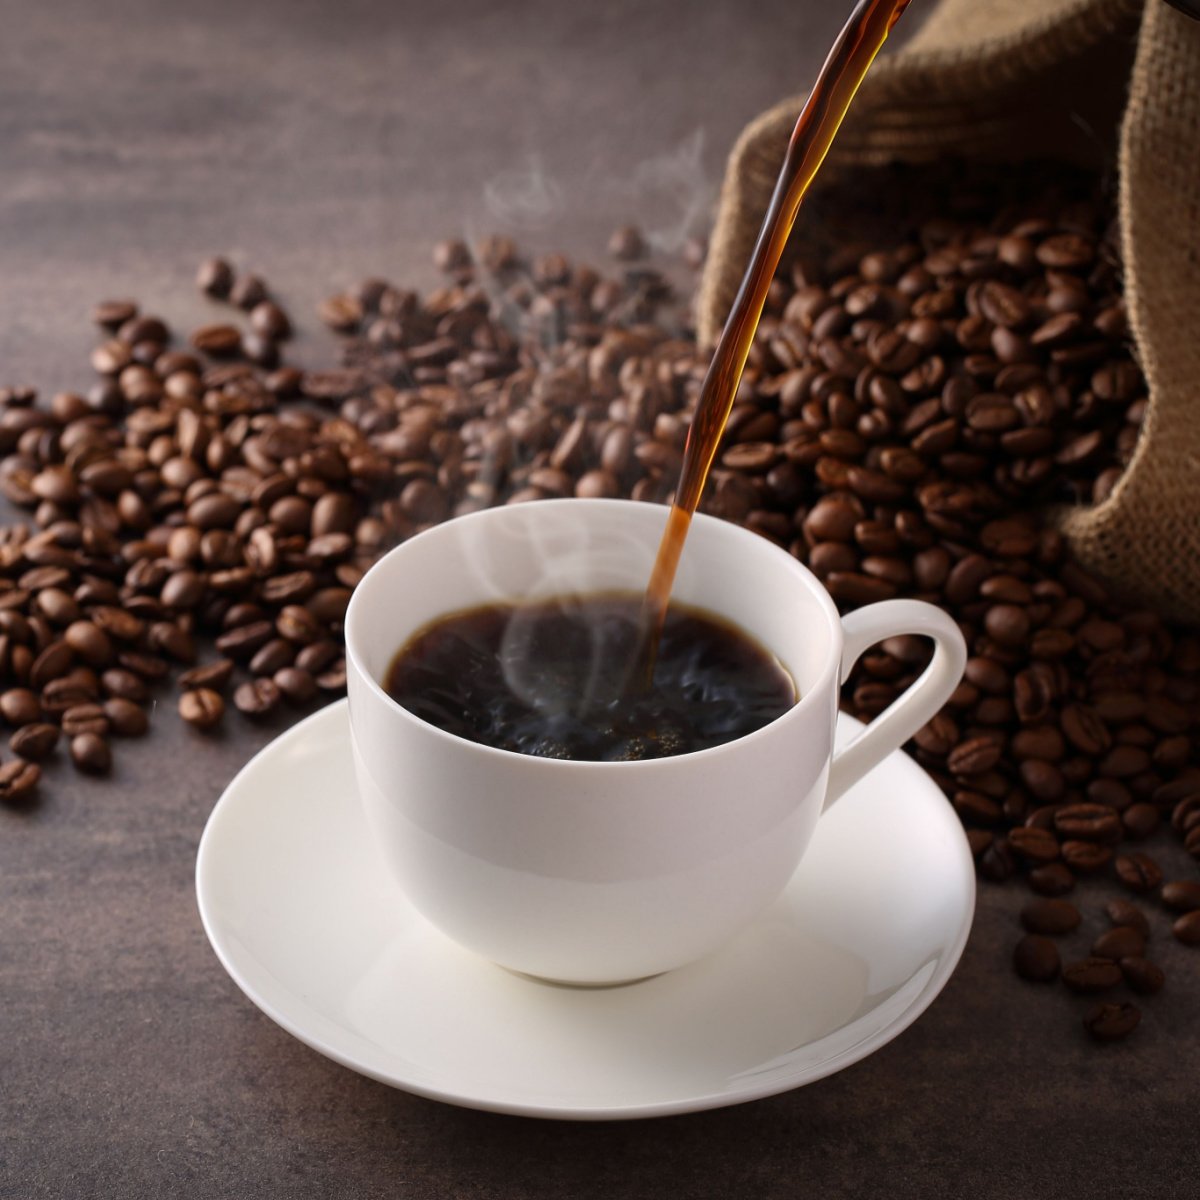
[1013,934,1060,982]
[1106,900,1151,938]
[179,688,224,731]
[9,723,59,761]
[0,758,41,804]
[196,257,234,297]
[947,736,1002,776]
[104,698,149,737]
[1062,957,1123,993]
[1115,852,1164,893]
[179,659,235,692]
[274,666,317,705]
[229,273,267,309]
[190,324,242,358]
[1083,1002,1140,1042]
[1121,803,1160,840]
[233,678,281,718]
[1120,956,1165,995]
[1008,826,1060,864]
[607,225,646,261]
[276,605,321,644]
[1020,898,1081,935]
[101,668,148,703]
[1091,927,1146,961]
[64,621,113,667]
[1161,881,1200,912]
[93,299,139,329]
[1173,911,1200,945]
[249,638,295,676]
[317,294,363,333]
[70,732,111,775]
[1028,862,1075,896]
[1061,840,1114,873]
[1053,803,1121,844]
[216,621,274,659]
[1,688,42,726]
[29,641,74,690]
[61,704,109,738]
[250,301,291,341]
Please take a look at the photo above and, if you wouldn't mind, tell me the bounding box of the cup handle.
[824,599,967,811]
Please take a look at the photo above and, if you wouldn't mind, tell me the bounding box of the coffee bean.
[1119,957,1164,995]
[196,257,234,298]
[63,621,113,667]
[9,723,59,761]
[317,294,363,333]
[101,668,148,703]
[229,273,267,309]
[1053,803,1121,844]
[1,688,42,726]
[1082,1002,1140,1042]
[985,604,1031,648]
[104,698,149,738]
[190,325,243,358]
[1092,926,1146,961]
[1106,900,1151,938]
[216,621,274,660]
[1008,826,1060,864]
[91,607,145,643]
[1173,911,1200,945]
[70,732,111,775]
[1115,852,1164,893]
[276,605,321,644]
[93,299,139,329]
[1061,840,1113,873]
[29,641,74,690]
[161,570,205,610]
[1161,881,1200,912]
[249,638,295,676]
[1121,803,1160,840]
[178,660,234,693]
[1020,898,1081,935]
[61,704,109,738]
[274,667,317,705]
[433,239,471,273]
[1013,934,1060,982]
[179,688,224,731]
[233,678,282,718]
[0,759,41,805]
[607,225,646,261]
[948,736,1002,776]
[1028,862,1075,896]
[249,301,291,341]
[1062,957,1123,993]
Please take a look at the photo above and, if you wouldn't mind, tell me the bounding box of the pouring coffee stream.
[637,0,913,682]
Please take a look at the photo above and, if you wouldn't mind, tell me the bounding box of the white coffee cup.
[345,499,966,985]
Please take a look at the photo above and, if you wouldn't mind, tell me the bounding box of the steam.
[481,153,565,230]
[605,128,714,255]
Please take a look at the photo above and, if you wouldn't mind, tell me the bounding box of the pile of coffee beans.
[1,163,1196,1042]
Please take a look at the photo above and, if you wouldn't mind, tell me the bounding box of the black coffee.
[384,592,796,761]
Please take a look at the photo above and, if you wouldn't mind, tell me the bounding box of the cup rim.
[344,498,844,769]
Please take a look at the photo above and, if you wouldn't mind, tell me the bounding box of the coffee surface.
[385,593,796,761]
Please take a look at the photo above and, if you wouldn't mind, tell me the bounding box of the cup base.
[502,965,666,990]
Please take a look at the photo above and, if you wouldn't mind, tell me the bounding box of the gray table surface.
[2,1,1198,1197]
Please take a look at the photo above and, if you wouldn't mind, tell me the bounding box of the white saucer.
[196,700,974,1121]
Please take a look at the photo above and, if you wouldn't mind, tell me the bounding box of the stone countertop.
[1,1,1197,1196]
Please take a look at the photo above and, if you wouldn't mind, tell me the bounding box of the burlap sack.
[698,0,1200,623]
